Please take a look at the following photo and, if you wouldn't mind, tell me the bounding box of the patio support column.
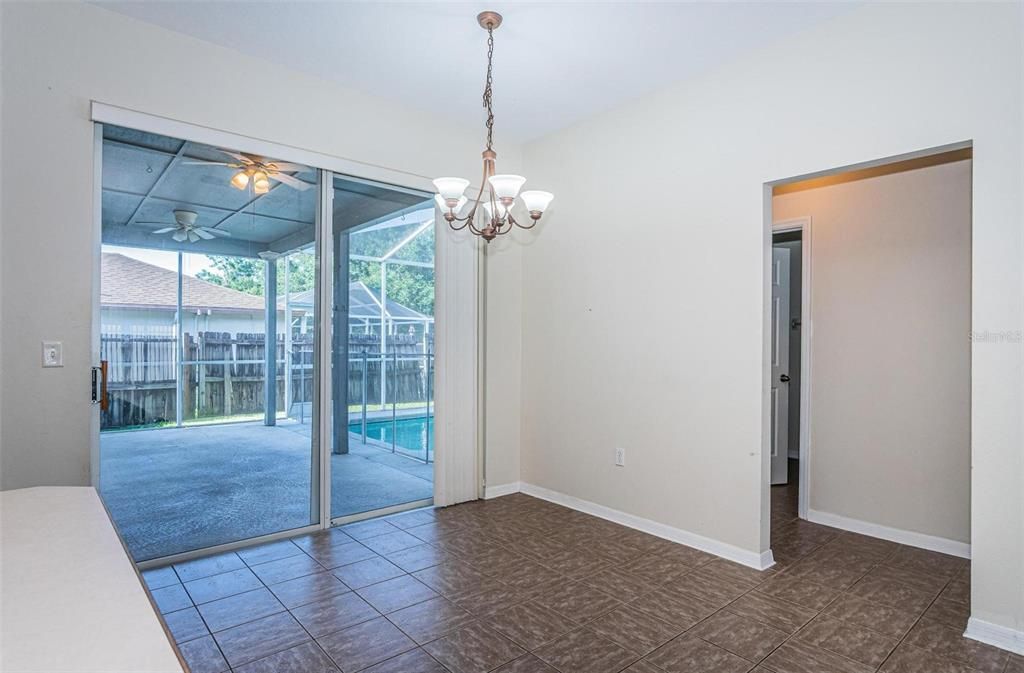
[175,251,184,427]
[264,258,278,426]
[284,255,292,416]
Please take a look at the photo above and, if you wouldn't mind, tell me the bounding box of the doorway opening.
[764,144,973,566]
[769,226,803,541]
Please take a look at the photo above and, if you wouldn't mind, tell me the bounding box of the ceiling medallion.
[433,11,553,242]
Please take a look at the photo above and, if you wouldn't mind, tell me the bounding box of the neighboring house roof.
[102,252,268,312]
[289,282,430,322]
[102,253,429,321]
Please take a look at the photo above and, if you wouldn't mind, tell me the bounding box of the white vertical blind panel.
[432,220,481,507]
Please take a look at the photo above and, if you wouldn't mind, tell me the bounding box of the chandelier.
[433,11,553,242]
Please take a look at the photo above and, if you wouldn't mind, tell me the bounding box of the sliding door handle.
[92,361,110,411]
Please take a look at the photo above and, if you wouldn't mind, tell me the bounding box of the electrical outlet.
[615,447,625,467]
[42,341,63,368]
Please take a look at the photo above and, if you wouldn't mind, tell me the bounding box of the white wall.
[775,160,972,545]
[517,2,1022,638]
[483,234,524,493]
[101,308,272,337]
[0,1,518,490]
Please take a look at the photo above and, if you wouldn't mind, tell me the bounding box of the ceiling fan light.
[252,170,271,194]
[488,174,526,203]
[172,229,188,242]
[433,177,470,203]
[520,190,554,217]
[230,170,250,190]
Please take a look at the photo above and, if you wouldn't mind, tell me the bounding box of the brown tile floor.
[143,483,1021,673]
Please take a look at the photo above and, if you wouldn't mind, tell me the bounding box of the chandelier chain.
[483,27,495,151]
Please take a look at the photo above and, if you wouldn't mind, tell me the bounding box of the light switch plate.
[42,341,63,367]
[615,447,625,467]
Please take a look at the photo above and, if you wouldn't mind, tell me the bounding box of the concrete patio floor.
[99,420,433,561]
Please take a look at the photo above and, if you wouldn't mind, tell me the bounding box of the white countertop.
[0,487,185,673]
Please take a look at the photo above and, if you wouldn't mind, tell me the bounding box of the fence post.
[391,349,397,454]
[224,339,233,417]
[425,350,432,464]
[361,351,368,443]
[263,261,278,426]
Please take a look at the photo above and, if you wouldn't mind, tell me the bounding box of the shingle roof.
[101,252,266,311]
[102,253,428,320]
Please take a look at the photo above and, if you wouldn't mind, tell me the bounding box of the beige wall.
[516,2,1022,636]
[774,160,972,544]
[483,234,524,492]
[0,1,521,490]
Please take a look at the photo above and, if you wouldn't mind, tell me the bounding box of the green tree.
[279,254,315,296]
[349,224,435,316]
[196,254,316,298]
[195,220,435,317]
[197,257,265,295]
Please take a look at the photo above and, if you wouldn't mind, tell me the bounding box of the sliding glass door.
[329,175,436,521]
[96,122,438,562]
[98,124,321,561]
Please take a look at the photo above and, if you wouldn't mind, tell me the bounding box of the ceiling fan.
[183,149,312,194]
[138,210,232,243]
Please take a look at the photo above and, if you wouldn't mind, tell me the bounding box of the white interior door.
[771,246,792,486]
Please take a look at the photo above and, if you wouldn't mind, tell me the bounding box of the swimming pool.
[349,416,434,460]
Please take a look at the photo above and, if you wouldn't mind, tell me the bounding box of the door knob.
[779,374,791,383]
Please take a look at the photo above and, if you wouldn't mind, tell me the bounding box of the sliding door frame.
[91,103,456,568]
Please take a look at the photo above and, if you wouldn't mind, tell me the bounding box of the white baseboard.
[519,482,773,571]
[483,482,521,500]
[807,508,971,559]
[964,617,1024,656]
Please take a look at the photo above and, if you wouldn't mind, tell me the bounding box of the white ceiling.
[93,1,857,142]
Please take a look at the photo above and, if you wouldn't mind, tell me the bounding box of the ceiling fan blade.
[150,227,177,234]
[201,228,232,238]
[265,161,307,172]
[181,160,235,167]
[193,228,215,240]
[214,149,252,164]
[270,172,313,190]
[187,231,200,243]
[172,230,188,242]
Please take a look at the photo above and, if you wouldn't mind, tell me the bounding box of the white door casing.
[771,246,791,486]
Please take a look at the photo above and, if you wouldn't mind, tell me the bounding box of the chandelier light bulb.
[520,190,554,218]
[432,177,470,205]
[435,194,467,215]
[482,200,507,221]
[488,174,526,204]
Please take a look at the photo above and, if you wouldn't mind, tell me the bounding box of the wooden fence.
[347,333,434,407]
[100,331,433,430]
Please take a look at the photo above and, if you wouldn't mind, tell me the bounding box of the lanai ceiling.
[101,124,429,258]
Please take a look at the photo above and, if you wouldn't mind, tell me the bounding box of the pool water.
[349,416,434,459]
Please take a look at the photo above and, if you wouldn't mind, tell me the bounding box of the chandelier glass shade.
[434,11,553,242]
